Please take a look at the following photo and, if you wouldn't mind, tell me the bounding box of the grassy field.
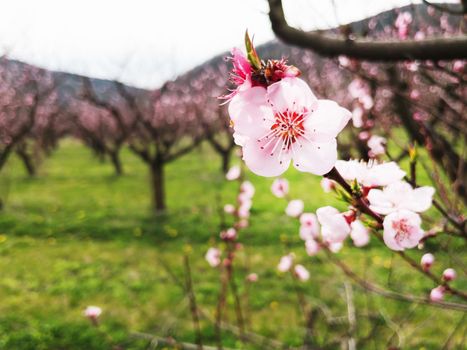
[0,139,465,349]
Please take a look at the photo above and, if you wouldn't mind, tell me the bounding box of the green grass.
[0,139,465,349]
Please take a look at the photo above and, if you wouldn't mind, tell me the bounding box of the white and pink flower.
[421,253,435,270]
[205,247,222,267]
[368,181,434,215]
[286,199,304,218]
[305,239,320,256]
[430,286,445,302]
[299,213,320,240]
[226,165,241,181]
[220,228,237,241]
[247,273,258,282]
[442,268,456,282]
[350,220,370,247]
[84,306,102,320]
[367,135,386,157]
[228,77,351,176]
[278,254,294,272]
[382,210,424,251]
[335,159,406,188]
[271,178,289,198]
[294,264,310,281]
[316,206,351,244]
[320,178,335,193]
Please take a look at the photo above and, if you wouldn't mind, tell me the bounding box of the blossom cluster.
[205,165,256,277]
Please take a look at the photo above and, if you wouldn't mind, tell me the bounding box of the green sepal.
[244,30,261,71]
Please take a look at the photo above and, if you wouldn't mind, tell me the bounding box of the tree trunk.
[150,160,166,213]
[16,149,36,177]
[109,150,123,176]
[221,150,231,174]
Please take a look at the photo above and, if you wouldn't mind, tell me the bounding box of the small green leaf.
[244,30,261,70]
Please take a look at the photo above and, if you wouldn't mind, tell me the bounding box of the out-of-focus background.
[0,1,465,349]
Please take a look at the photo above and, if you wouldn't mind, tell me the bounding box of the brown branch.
[267,0,467,61]
[324,248,467,312]
[422,0,465,15]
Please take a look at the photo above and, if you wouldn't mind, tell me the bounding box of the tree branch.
[267,0,467,61]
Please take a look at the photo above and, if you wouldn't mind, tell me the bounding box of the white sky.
[0,0,455,89]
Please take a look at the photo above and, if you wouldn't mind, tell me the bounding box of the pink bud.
[442,268,456,282]
[430,286,445,302]
[294,264,310,281]
[226,165,241,181]
[271,178,289,198]
[420,253,434,270]
[224,204,235,214]
[220,228,237,241]
[320,178,335,193]
[278,254,294,272]
[84,306,102,322]
[285,199,304,218]
[246,273,258,282]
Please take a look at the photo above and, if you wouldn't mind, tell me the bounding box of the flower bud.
[420,253,434,271]
[430,286,445,302]
[442,268,456,282]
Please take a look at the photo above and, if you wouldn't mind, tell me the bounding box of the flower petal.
[267,77,317,114]
[405,186,435,213]
[242,136,291,177]
[229,86,272,139]
[292,139,337,175]
[304,100,351,142]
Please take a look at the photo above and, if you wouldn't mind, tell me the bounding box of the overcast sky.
[0,0,454,89]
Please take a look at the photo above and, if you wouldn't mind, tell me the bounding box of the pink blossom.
[420,253,435,270]
[237,219,249,228]
[320,178,335,193]
[84,306,102,319]
[335,160,405,188]
[228,77,351,176]
[317,206,351,243]
[224,204,235,214]
[358,131,370,141]
[299,213,319,240]
[410,89,420,100]
[246,273,258,282]
[338,55,350,67]
[430,286,445,302]
[395,12,412,40]
[271,178,289,198]
[329,241,343,253]
[442,268,456,282]
[294,264,310,281]
[220,228,237,241]
[205,247,221,267]
[350,220,370,247]
[226,165,241,181]
[286,199,304,217]
[453,60,464,73]
[305,239,320,256]
[367,135,386,156]
[278,254,294,272]
[368,181,435,215]
[240,181,255,198]
[414,31,425,41]
[237,203,251,219]
[382,210,424,251]
[351,106,363,128]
